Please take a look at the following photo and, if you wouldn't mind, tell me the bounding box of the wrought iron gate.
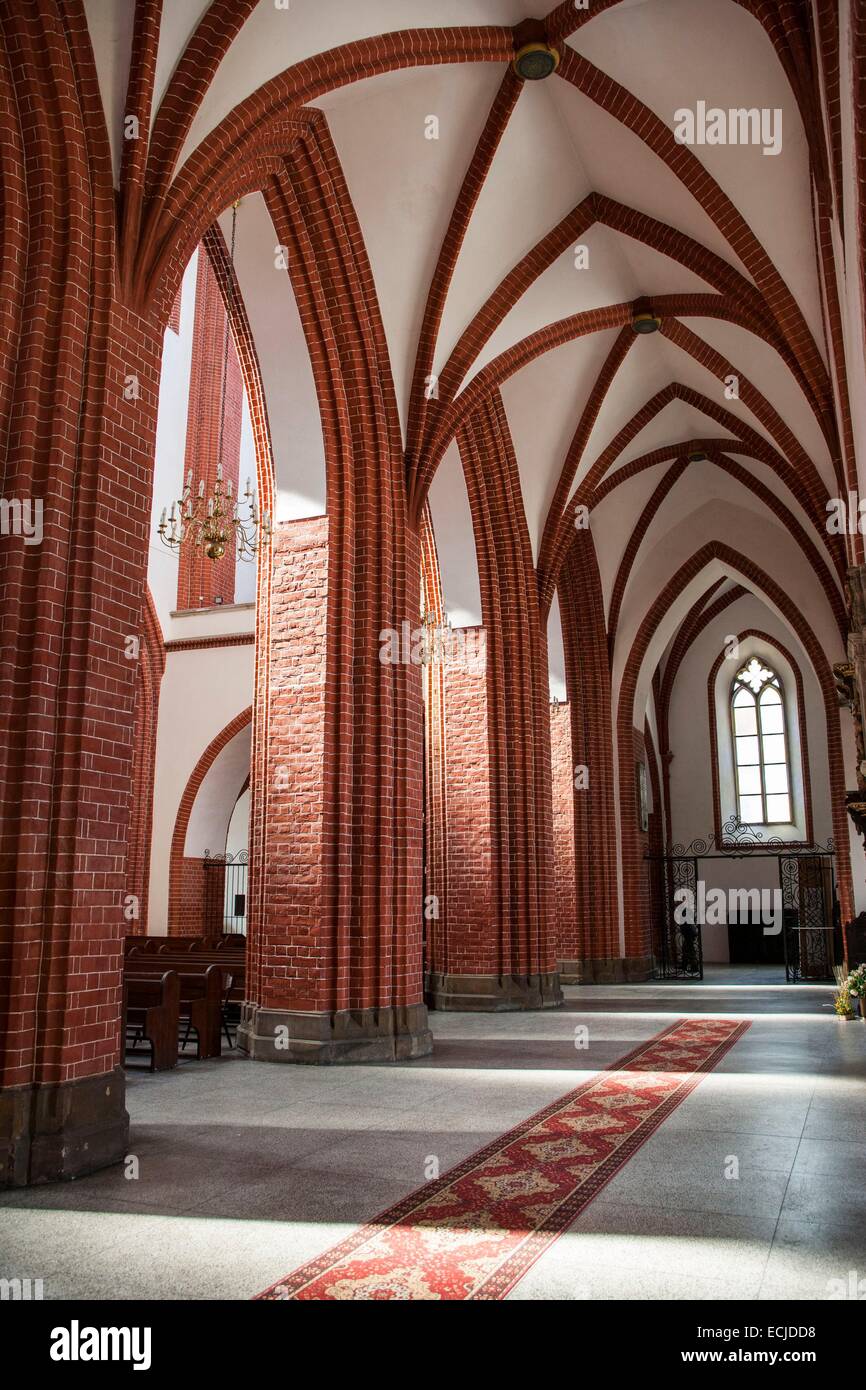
[648,823,838,982]
[203,850,248,935]
[779,851,838,982]
[651,851,703,979]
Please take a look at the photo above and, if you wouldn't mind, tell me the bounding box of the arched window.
[731,657,791,824]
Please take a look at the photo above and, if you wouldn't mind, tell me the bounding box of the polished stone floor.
[2,970,864,1300]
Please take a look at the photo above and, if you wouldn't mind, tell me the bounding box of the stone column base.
[559,956,655,984]
[426,971,563,1011]
[237,1002,433,1063]
[0,1066,129,1188]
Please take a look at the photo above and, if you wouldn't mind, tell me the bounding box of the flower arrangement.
[834,988,854,1019]
[844,964,866,998]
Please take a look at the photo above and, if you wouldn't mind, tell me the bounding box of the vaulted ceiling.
[85,0,863,708]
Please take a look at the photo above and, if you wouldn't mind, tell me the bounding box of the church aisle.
[2,985,861,1302]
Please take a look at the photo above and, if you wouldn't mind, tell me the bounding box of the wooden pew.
[124,958,227,1059]
[178,963,224,1058]
[124,971,180,1071]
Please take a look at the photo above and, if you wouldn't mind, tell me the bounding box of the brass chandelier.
[158,464,267,561]
[158,201,271,563]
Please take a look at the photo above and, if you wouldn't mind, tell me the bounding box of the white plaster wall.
[147,643,254,933]
[184,726,251,857]
[226,789,250,858]
[547,591,567,702]
[216,194,325,520]
[148,250,198,633]
[427,441,482,628]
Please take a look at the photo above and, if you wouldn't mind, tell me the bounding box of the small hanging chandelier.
[158,201,271,563]
[419,603,452,667]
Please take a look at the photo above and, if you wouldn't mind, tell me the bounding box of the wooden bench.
[124,957,228,1058]
[124,971,180,1071]
[150,953,242,1045]
[178,963,224,1058]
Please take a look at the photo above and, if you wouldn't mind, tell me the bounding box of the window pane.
[766,794,791,822]
[759,703,784,734]
[733,685,755,706]
[734,705,758,735]
[764,763,788,794]
[737,765,762,795]
[762,734,786,764]
[739,795,764,822]
[736,736,760,766]
[760,685,781,705]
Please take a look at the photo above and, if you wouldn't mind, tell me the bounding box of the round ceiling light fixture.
[631,297,660,334]
[513,41,560,80]
[632,310,661,334]
[688,449,708,463]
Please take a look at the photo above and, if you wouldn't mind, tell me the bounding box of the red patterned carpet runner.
[257,1017,749,1301]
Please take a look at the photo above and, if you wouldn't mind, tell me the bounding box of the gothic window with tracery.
[730,657,791,824]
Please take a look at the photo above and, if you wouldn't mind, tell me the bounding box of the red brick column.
[236,124,431,1062]
[176,248,243,611]
[0,3,165,1182]
[420,510,449,979]
[550,701,577,967]
[239,518,431,1061]
[434,633,494,992]
[629,726,654,967]
[125,590,165,934]
[426,396,561,1010]
[558,535,625,980]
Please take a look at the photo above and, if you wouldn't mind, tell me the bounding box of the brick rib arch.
[138,28,516,312]
[407,69,522,461]
[607,459,689,658]
[602,452,845,647]
[538,380,842,617]
[555,45,835,426]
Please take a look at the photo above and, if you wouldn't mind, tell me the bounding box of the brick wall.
[440,634,493,975]
[172,857,224,936]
